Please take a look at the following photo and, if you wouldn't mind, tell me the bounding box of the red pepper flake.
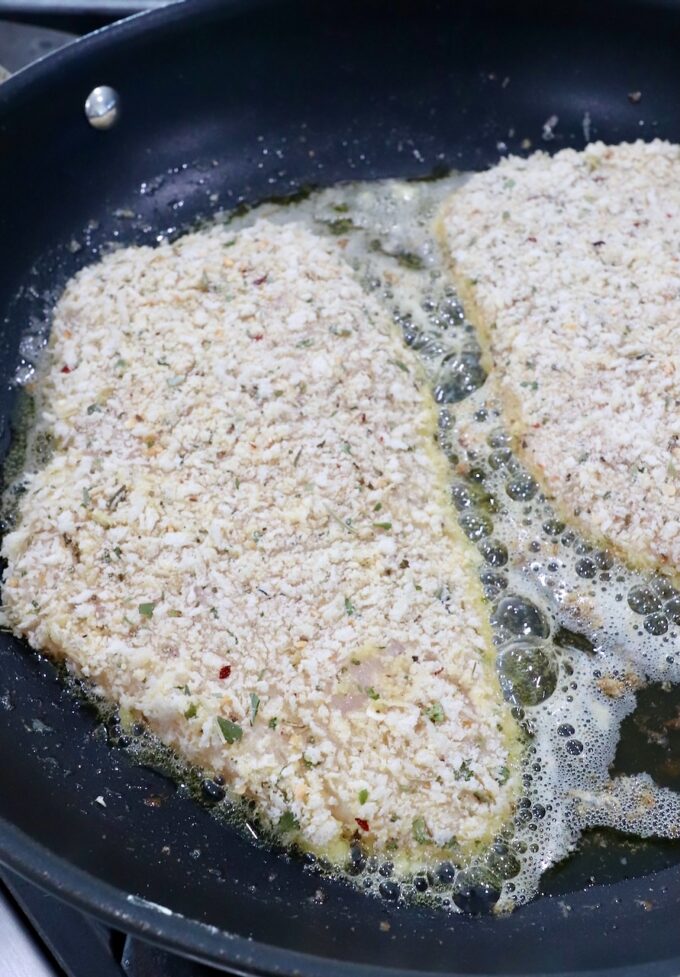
[355,817,370,832]
[61,365,71,373]
[252,334,264,341]
[219,665,232,680]
[253,274,268,286]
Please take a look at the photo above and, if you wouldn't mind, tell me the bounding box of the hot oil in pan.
[4,174,680,914]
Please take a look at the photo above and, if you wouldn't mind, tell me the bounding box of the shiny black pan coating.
[1,1,680,973]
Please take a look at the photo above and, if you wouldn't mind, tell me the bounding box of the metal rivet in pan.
[84,85,120,130]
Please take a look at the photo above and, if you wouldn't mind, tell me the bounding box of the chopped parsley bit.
[167,609,182,618]
[385,839,398,852]
[391,359,410,374]
[184,702,197,720]
[341,441,352,454]
[455,760,473,782]
[344,596,357,616]
[268,717,278,730]
[327,217,356,236]
[412,816,432,844]
[332,201,349,213]
[176,684,190,695]
[358,788,369,805]
[496,765,510,785]
[296,338,313,348]
[277,810,299,833]
[366,686,380,701]
[395,251,424,270]
[138,602,156,618]
[216,716,243,744]
[373,521,392,531]
[426,701,445,724]
[373,502,382,511]
[86,403,102,415]
[210,606,219,619]
[250,692,260,725]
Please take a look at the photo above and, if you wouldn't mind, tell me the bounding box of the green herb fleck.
[250,692,260,725]
[277,810,299,833]
[138,602,156,619]
[426,702,445,724]
[341,441,352,454]
[395,251,424,270]
[81,487,91,508]
[268,717,278,730]
[210,606,219,619]
[167,609,182,618]
[373,521,392,531]
[86,403,102,415]
[366,686,380,701]
[344,596,356,616]
[496,765,510,785]
[455,760,473,782]
[412,816,432,844]
[332,202,349,213]
[327,217,356,235]
[391,359,409,374]
[358,788,369,805]
[184,702,197,720]
[373,502,382,512]
[216,716,243,744]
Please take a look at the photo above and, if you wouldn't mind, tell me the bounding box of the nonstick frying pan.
[2,1,680,973]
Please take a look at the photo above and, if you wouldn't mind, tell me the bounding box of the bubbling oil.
[224,176,680,912]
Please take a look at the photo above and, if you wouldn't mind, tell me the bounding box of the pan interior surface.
[1,0,680,974]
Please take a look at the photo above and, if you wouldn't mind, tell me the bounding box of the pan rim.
[2,815,680,977]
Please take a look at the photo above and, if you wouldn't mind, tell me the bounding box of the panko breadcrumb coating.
[437,140,680,579]
[1,219,519,867]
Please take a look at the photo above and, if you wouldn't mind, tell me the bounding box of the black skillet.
[1,0,680,973]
